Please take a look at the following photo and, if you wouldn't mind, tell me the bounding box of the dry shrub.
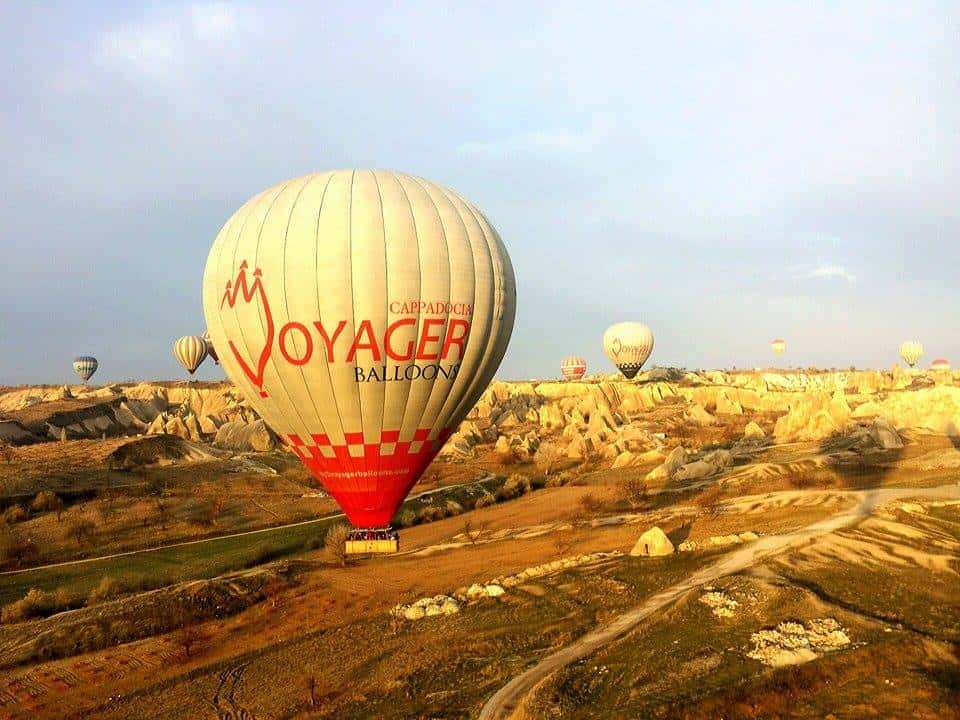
[495,473,531,502]
[2,505,28,525]
[545,470,574,488]
[394,509,417,528]
[474,494,495,509]
[324,523,350,567]
[579,492,603,514]
[1,587,70,623]
[87,576,122,606]
[695,485,724,517]
[31,491,64,519]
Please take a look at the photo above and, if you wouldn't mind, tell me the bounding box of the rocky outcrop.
[213,420,277,452]
[630,526,674,556]
[773,391,852,442]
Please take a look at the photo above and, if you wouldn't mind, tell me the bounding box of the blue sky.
[2,2,957,383]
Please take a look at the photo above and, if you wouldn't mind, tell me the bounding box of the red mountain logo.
[221,261,273,397]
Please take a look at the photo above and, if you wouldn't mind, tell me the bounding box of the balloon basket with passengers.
[344,527,400,555]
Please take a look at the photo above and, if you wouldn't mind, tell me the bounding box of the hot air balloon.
[73,356,98,383]
[202,329,219,364]
[174,335,208,375]
[898,341,923,368]
[603,322,654,379]
[560,355,587,381]
[202,170,516,548]
[931,358,950,371]
[771,338,786,355]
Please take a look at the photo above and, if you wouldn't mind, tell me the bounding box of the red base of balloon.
[287,427,452,528]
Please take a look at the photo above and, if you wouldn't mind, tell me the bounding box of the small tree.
[66,517,96,546]
[534,441,563,477]
[324,524,350,567]
[154,496,169,529]
[461,518,484,545]
[0,532,38,568]
[578,493,602,514]
[620,475,649,509]
[306,675,319,708]
[176,623,207,659]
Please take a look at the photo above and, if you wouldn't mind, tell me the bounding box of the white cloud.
[99,23,179,78]
[456,129,591,157]
[805,265,857,283]
[93,4,247,82]
[191,3,238,41]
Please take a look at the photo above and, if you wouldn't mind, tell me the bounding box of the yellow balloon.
[603,322,654,379]
[898,340,923,368]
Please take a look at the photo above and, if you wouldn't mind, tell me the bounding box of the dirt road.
[0,476,491,577]
[478,483,960,720]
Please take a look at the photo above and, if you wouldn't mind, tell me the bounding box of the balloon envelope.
[73,356,98,383]
[202,329,219,364]
[603,322,654,379]
[560,355,587,380]
[203,170,516,528]
[771,339,786,355]
[931,358,950,371]
[898,341,923,368]
[174,336,208,374]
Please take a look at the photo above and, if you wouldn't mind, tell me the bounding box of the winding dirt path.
[478,483,960,720]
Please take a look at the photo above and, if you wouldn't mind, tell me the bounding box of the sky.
[2,1,957,384]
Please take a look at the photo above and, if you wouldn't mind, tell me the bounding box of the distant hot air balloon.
[73,356,98,383]
[174,335,208,375]
[898,341,923,368]
[771,338,786,355]
[202,170,516,536]
[560,356,587,381]
[931,358,950,371]
[202,329,219,364]
[603,322,654,379]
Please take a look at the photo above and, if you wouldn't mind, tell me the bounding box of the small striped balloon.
[72,356,98,383]
[174,336,208,375]
[898,340,923,368]
[560,355,587,380]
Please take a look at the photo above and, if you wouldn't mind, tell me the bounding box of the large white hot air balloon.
[603,322,654,379]
[560,355,587,381]
[203,170,516,533]
[898,341,923,368]
[174,335,208,375]
[73,356,98,383]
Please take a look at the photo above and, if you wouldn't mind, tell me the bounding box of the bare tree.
[461,518,484,545]
[620,475,649,509]
[65,517,96,546]
[175,624,207,659]
[306,675,319,708]
[324,524,350,567]
[534,441,563,477]
[154,496,169,529]
[0,532,38,568]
